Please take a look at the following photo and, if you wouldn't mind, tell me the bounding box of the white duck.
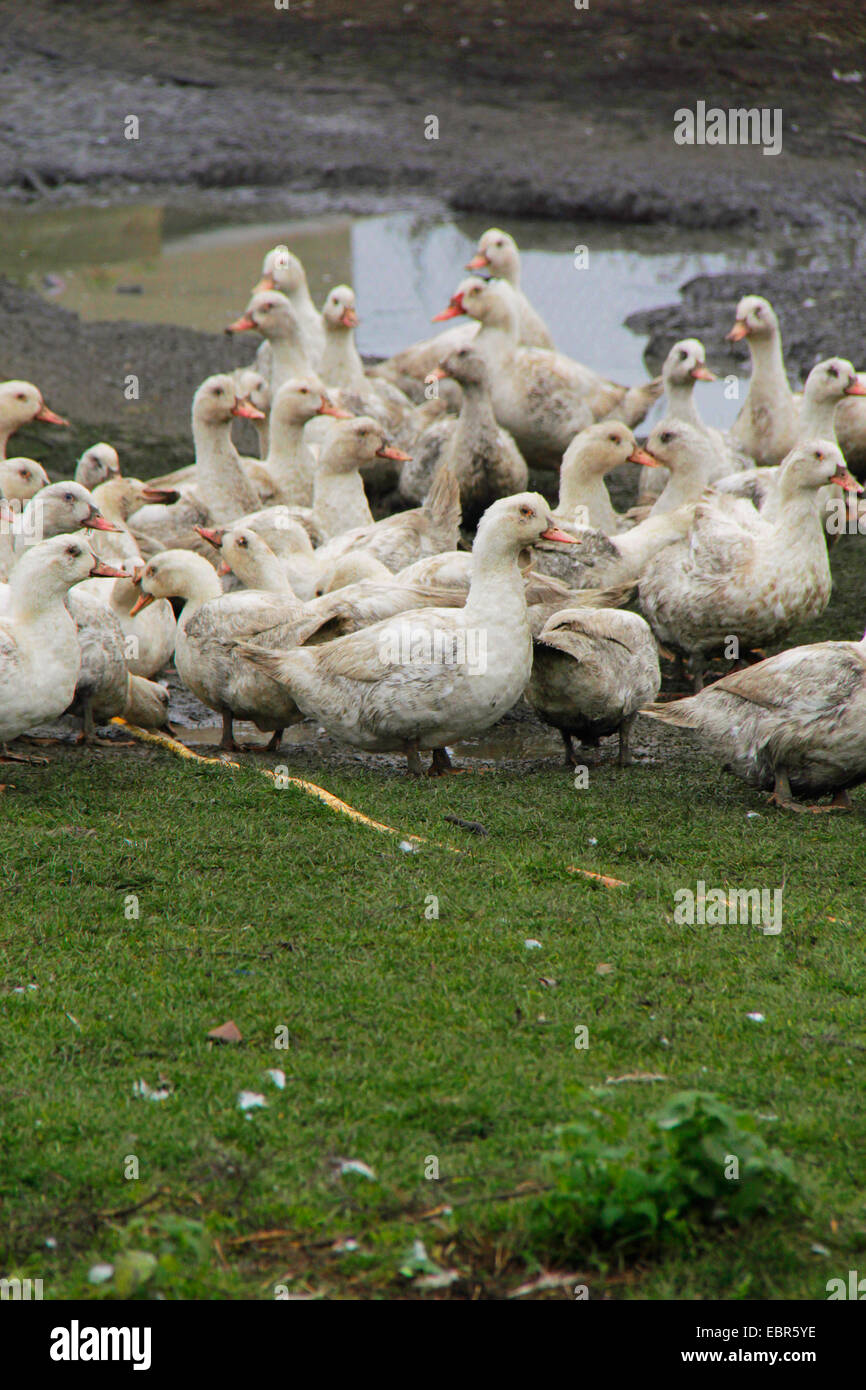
[236,493,578,773]
[635,338,752,505]
[526,607,661,767]
[0,380,68,458]
[260,377,350,508]
[552,421,648,533]
[312,417,410,541]
[88,477,180,563]
[75,443,121,491]
[312,464,461,574]
[398,346,528,527]
[434,277,662,460]
[227,291,314,395]
[75,558,177,680]
[66,586,170,740]
[641,630,866,811]
[129,375,265,547]
[715,357,866,519]
[0,536,122,752]
[0,457,50,502]
[131,549,341,750]
[639,441,861,690]
[465,227,555,349]
[254,245,326,367]
[726,295,798,466]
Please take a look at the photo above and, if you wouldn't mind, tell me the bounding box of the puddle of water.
[0,202,831,429]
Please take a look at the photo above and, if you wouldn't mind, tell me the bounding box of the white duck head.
[0,380,68,454]
[0,457,51,502]
[663,338,716,388]
[318,417,410,474]
[466,228,521,284]
[74,443,121,491]
[726,295,780,344]
[322,285,359,332]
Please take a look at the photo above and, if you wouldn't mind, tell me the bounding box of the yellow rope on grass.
[111,718,457,850]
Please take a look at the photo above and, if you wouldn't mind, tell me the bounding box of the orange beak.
[317,396,352,419]
[194,525,224,548]
[232,399,266,420]
[830,467,864,493]
[85,514,122,532]
[426,367,448,382]
[691,365,716,381]
[35,404,69,426]
[376,444,411,461]
[465,253,489,271]
[628,446,661,467]
[433,292,465,322]
[226,314,257,333]
[726,321,749,342]
[129,591,155,615]
[341,308,359,328]
[253,275,275,293]
[540,526,578,543]
[217,560,232,576]
[845,379,866,396]
[89,559,128,578]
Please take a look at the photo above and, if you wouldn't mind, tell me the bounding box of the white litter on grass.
[833,69,863,83]
[45,1236,57,1249]
[398,840,419,853]
[133,1079,170,1102]
[339,1159,376,1179]
[746,1012,765,1023]
[332,1237,359,1253]
[524,938,542,950]
[88,1263,114,1285]
[745,812,762,819]
[588,837,598,845]
[238,1091,267,1111]
[811,1243,831,1256]
[265,1069,286,1090]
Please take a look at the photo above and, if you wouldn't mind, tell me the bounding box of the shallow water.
[0,201,824,429]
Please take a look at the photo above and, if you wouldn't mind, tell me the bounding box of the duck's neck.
[465,540,528,633]
[450,381,499,458]
[559,457,619,532]
[651,451,714,514]
[193,417,260,524]
[265,413,315,506]
[9,573,71,624]
[176,562,224,624]
[268,334,313,394]
[773,484,832,551]
[320,329,366,392]
[742,332,795,432]
[796,394,840,444]
[665,379,703,429]
[313,466,373,540]
[236,551,290,594]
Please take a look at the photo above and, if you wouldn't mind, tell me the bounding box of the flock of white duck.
[3,227,866,810]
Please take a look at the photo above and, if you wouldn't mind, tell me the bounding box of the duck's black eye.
[608,433,619,444]
[238,536,248,548]
[828,366,838,378]
[519,505,534,518]
[678,349,688,360]
[660,432,673,444]
[66,545,79,557]
[64,491,74,502]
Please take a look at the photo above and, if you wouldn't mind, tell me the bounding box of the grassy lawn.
[2,536,866,1301]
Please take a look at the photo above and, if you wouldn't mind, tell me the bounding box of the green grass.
[2,534,866,1301]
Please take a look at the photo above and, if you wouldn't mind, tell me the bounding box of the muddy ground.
[1,0,866,469]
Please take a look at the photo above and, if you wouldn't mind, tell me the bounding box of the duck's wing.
[307,609,469,685]
[710,642,866,716]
